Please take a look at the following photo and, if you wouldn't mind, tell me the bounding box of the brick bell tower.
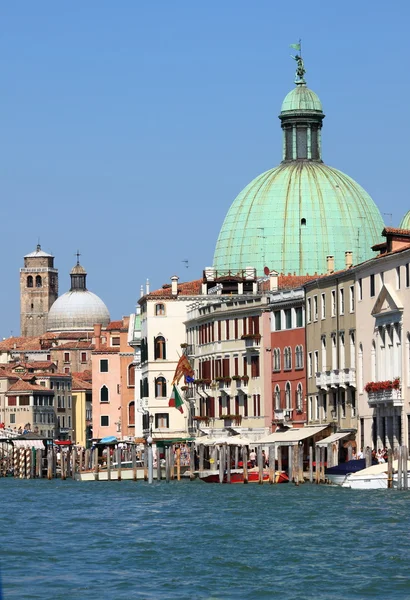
[20,244,58,336]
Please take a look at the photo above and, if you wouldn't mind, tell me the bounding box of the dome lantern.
[47,252,110,332]
[212,52,385,276]
[70,251,87,291]
[279,55,325,162]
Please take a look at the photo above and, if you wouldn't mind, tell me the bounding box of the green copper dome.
[281,85,322,113]
[213,162,384,275]
[213,72,384,276]
[399,211,410,229]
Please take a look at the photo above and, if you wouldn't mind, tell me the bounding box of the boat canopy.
[256,425,328,446]
[350,460,410,477]
[316,432,351,446]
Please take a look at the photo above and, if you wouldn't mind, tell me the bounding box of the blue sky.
[1,1,409,336]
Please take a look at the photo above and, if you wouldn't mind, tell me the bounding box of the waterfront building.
[127,308,143,438]
[20,245,58,337]
[213,61,384,276]
[355,228,410,451]
[304,254,358,443]
[72,372,93,448]
[139,277,203,442]
[91,318,134,441]
[0,361,73,439]
[185,268,269,440]
[269,274,314,429]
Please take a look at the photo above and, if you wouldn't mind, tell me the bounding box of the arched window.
[285,382,291,409]
[154,336,166,360]
[100,385,109,402]
[155,303,165,316]
[27,276,33,288]
[295,345,304,369]
[358,343,364,392]
[296,383,303,411]
[35,275,42,288]
[128,364,135,387]
[273,348,281,371]
[128,401,135,425]
[155,376,167,398]
[274,385,281,410]
[301,218,306,226]
[284,347,292,370]
[371,340,376,381]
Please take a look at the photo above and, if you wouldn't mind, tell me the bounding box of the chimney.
[140,284,144,298]
[94,324,101,350]
[171,275,179,296]
[345,251,353,269]
[146,279,150,295]
[326,255,335,275]
[269,270,279,292]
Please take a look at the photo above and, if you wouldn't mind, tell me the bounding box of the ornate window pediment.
[371,284,403,324]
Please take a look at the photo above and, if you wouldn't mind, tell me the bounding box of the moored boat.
[342,460,410,489]
[199,468,289,484]
[325,458,372,486]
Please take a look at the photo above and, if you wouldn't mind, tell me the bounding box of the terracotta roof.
[37,373,71,378]
[382,227,410,237]
[6,379,52,394]
[72,376,92,391]
[15,361,56,371]
[52,341,94,350]
[374,243,410,259]
[91,346,120,354]
[142,279,203,300]
[259,273,320,292]
[106,320,123,330]
[0,336,43,352]
[72,370,92,382]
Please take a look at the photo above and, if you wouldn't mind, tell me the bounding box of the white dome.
[47,290,110,332]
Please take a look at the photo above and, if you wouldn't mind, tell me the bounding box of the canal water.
[2,478,410,599]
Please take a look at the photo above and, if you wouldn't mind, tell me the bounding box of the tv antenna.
[182,259,189,269]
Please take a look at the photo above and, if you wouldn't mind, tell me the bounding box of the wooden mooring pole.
[268,445,275,484]
[387,448,393,489]
[131,445,137,482]
[309,446,313,483]
[403,446,408,490]
[242,446,248,484]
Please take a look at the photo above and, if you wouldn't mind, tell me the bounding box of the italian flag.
[169,385,184,413]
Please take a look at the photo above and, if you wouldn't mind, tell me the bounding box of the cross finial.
[75,250,81,265]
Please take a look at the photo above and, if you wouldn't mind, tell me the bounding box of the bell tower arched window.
[154,336,166,360]
[36,275,42,288]
[27,276,33,288]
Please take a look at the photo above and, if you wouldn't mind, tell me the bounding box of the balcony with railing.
[241,334,261,349]
[366,379,403,407]
[315,368,356,389]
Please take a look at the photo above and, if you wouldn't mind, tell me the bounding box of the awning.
[256,425,329,445]
[195,436,251,447]
[13,440,45,449]
[316,432,351,447]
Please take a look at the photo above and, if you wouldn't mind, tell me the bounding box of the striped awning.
[316,432,351,447]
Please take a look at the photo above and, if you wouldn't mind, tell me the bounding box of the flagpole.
[299,38,302,58]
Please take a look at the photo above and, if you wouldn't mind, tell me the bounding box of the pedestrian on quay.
[249,448,256,468]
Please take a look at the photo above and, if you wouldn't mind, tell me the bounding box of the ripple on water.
[2,480,410,599]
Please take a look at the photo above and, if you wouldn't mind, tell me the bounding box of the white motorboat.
[342,460,410,490]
